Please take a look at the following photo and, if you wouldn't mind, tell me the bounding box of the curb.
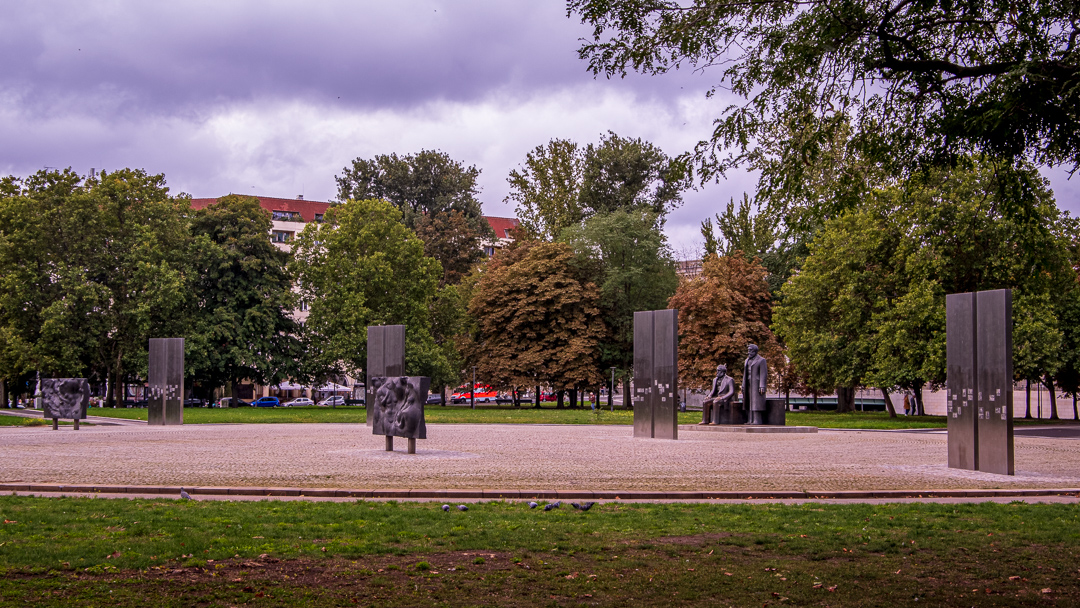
[2,483,1078,501]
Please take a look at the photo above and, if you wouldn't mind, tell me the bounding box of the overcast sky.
[2,1,1076,255]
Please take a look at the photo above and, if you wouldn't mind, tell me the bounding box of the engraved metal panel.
[977,289,1014,475]
[946,293,977,470]
[40,378,89,420]
[652,309,679,440]
[370,376,429,439]
[148,338,184,426]
[633,311,654,438]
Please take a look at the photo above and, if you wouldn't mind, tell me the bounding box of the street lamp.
[471,366,477,410]
[609,367,616,412]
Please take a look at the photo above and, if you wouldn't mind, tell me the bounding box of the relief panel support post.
[148,338,184,426]
[633,309,679,440]
[366,325,405,425]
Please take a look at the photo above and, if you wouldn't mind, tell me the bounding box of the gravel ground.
[2,423,1079,491]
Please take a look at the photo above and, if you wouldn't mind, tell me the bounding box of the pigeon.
[179,487,192,500]
[457,505,469,511]
[577,502,595,512]
[528,501,538,509]
[543,501,561,511]
[570,502,581,510]
[441,504,450,512]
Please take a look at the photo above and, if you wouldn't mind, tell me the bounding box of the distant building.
[675,259,703,280]
[482,216,520,256]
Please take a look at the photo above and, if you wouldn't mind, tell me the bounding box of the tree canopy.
[186,195,303,400]
[465,241,606,395]
[336,150,491,285]
[572,0,1080,189]
[290,198,452,386]
[507,132,690,240]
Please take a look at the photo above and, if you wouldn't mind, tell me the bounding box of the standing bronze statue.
[699,364,735,425]
[742,344,768,425]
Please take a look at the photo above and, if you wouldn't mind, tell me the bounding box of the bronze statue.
[699,364,734,425]
[742,344,768,425]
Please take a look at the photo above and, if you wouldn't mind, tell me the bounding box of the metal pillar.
[633,309,679,439]
[366,325,405,425]
[976,289,1014,475]
[148,338,184,426]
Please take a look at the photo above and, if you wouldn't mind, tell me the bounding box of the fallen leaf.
[566,572,578,579]
[1009,576,1020,581]
[813,583,823,589]
[828,585,837,592]
[1042,588,1053,594]
[725,572,733,576]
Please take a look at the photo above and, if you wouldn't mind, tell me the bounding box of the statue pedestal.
[725,398,787,426]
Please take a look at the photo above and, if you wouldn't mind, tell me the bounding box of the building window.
[299,300,309,311]
[271,231,293,243]
[313,213,324,223]
[484,246,495,257]
[272,210,303,222]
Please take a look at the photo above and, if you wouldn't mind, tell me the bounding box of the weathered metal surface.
[946,293,977,470]
[148,338,184,426]
[366,325,406,425]
[40,378,89,423]
[370,375,429,441]
[633,311,654,438]
[652,309,679,440]
[633,310,679,439]
[976,289,1014,475]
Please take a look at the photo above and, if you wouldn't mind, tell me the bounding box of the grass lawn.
[0,496,1077,606]
[0,416,52,427]
[70,404,1078,429]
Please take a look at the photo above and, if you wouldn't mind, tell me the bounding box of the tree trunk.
[231,379,240,407]
[911,381,926,416]
[0,380,6,408]
[1073,392,1078,420]
[607,380,613,409]
[835,386,855,413]
[534,384,541,408]
[880,388,897,417]
[1024,379,1032,419]
[569,388,577,409]
[513,387,520,407]
[556,390,565,409]
[1045,376,1059,420]
[623,377,632,410]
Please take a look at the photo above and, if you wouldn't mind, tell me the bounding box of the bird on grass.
[543,501,561,511]
[457,505,469,511]
[528,501,538,509]
[179,487,192,500]
[441,504,450,512]
[574,502,595,512]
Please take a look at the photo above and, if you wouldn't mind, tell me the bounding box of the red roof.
[485,216,520,239]
[190,196,519,236]
[190,195,331,223]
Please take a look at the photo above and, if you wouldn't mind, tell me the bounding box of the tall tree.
[186,195,303,402]
[506,139,585,241]
[290,198,451,387]
[578,131,691,220]
[465,241,606,401]
[562,208,679,382]
[0,169,189,407]
[506,133,690,240]
[571,1,1080,180]
[669,254,783,392]
[335,150,491,284]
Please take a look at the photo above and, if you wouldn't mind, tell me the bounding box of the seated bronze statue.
[699,364,734,425]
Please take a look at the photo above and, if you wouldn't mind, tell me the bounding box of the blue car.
[253,396,280,407]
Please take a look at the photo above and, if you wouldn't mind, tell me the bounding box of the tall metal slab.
[366,325,406,425]
[946,293,977,470]
[148,338,184,426]
[632,311,654,438]
[976,289,1014,475]
[632,310,679,439]
[652,309,679,440]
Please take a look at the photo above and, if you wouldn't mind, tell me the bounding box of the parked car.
[183,398,205,408]
[317,396,346,407]
[344,397,365,406]
[253,396,280,407]
[218,397,252,408]
[283,397,314,407]
[426,393,443,405]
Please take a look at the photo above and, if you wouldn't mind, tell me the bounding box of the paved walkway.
[2,423,1079,494]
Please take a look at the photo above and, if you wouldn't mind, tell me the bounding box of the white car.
[317,396,346,406]
[283,398,314,407]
